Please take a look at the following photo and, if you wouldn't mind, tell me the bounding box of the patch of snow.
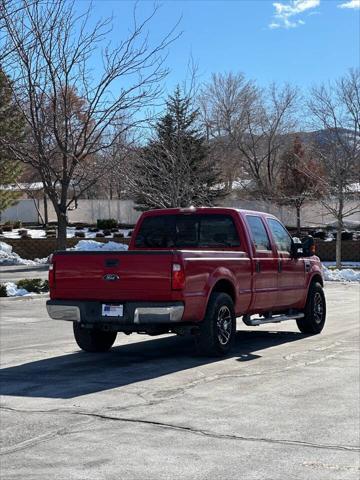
[0,242,12,255]
[69,240,128,251]
[4,282,29,296]
[322,265,360,282]
[1,228,46,239]
[0,241,48,266]
[1,226,132,239]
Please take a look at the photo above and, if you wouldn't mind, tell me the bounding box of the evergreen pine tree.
[0,69,24,213]
[132,87,223,210]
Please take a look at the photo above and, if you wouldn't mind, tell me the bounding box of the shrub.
[103,229,111,236]
[342,231,353,241]
[75,231,85,238]
[127,230,133,237]
[18,229,28,235]
[0,228,3,235]
[111,227,119,233]
[96,232,105,238]
[0,284,7,297]
[16,278,49,293]
[113,232,124,238]
[313,230,326,240]
[88,227,99,233]
[20,233,32,239]
[13,220,22,229]
[2,225,13,232]
[97,219,118,229]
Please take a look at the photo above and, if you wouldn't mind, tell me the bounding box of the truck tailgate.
[51,251,175,301]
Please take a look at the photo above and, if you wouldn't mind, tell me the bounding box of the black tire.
[195,292,236,356]
[296,282,326,334]
[73,323,117,352]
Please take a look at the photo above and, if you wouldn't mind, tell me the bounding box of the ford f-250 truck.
[46,207,326,356]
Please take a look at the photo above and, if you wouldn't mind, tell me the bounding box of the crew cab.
[46,208,326,356]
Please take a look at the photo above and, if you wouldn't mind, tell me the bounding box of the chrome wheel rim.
[313,292,324,324]
[216,305,232,345]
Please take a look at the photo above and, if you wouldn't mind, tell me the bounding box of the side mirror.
[301,235,315,257]
[291,237,303,258]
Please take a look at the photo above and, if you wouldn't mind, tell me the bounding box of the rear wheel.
[73,323,117,352]
[296,282,326,334]
[195,292,236,356]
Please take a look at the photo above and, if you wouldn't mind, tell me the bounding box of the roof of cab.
[140,207,278,220]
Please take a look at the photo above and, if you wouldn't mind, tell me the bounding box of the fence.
[4,237,131,260]
[3,237,359,261]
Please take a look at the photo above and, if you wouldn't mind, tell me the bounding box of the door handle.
[255,261,261,273]
[278,260,282,273]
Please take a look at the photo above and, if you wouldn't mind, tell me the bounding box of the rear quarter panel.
[180,251,252,321]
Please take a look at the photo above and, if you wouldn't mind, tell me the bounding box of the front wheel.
[296,282,326,334]
[73,323,117,352]
[195,292,236,356]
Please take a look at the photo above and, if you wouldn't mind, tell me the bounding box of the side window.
[199,215,240,248]
[268,219,292,253]
[246,215,272,251]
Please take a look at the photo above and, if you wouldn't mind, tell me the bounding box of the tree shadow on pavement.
[0,330,306,399]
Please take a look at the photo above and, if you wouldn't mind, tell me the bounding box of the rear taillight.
[48,254,55,288]
[172,263,185,290]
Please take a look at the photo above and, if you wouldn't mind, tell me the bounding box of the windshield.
[135,214,241,249]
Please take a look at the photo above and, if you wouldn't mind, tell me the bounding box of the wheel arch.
[309,273,324,288]
[211,278,236,304]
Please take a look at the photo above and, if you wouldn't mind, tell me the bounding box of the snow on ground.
[69,240,128,251]
[322,266,360,282]
[4,282,30,297]
[0,241,44,266]
[1,227,132,239]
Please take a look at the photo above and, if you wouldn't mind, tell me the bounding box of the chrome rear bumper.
[46,300,184,324]
[46,304,81,322]
[134,305,184,323]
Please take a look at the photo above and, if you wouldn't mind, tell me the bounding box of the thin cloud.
[269,0,320,29]
[338,0,360,8]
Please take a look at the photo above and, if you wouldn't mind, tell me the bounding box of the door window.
[268,219,292,253]
[246,216,272,251]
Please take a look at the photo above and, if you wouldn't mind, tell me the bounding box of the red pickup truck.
[46,207,326,356]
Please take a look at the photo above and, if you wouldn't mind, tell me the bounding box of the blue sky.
[84,0,359,93]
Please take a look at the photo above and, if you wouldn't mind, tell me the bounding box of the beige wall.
[1,197,359,228]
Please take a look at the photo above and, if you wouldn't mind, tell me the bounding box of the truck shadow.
[0,330,306,399]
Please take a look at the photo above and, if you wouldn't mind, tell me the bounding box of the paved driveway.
[0,265,49,283]
[0,283,359,479]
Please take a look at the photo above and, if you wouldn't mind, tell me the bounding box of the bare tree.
[0,0,179,248]
[277,136,324,234]
[308,69,360,267]
[199,72,299,199]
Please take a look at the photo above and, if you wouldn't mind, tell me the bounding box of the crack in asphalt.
[1,406,359,455]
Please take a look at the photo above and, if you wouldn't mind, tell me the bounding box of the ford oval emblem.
[103,273,119,281]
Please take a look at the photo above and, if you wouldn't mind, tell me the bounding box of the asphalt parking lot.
[0,282,359,480]
[0,265,49,283]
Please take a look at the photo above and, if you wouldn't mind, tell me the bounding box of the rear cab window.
[134,214,241,249]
